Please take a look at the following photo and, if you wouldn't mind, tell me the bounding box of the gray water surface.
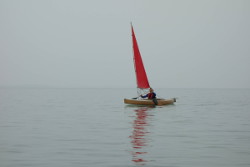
[0,88,250,167]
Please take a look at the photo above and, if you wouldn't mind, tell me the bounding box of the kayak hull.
[124,98,176,106]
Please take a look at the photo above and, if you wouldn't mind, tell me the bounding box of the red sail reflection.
[130,107,153,165]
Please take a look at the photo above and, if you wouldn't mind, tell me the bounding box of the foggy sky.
[1,0,250,88]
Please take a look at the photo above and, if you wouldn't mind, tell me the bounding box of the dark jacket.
[141,92,156,99]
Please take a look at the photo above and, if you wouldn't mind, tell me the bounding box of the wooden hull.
[124,98,176,106]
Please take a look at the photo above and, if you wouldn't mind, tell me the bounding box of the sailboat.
[124,24,176,106]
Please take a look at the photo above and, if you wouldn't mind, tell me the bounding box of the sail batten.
[131,25,150,89]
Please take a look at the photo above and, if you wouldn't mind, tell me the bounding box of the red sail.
[131,25,150,89]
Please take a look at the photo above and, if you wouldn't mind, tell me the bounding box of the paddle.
[132,95,143,99]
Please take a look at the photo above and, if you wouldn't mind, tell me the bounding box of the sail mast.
[131,24,150,89]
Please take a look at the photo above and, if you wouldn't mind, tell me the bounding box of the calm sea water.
[0,88,250,167]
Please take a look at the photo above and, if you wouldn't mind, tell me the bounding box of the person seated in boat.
[141,88,156,99]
